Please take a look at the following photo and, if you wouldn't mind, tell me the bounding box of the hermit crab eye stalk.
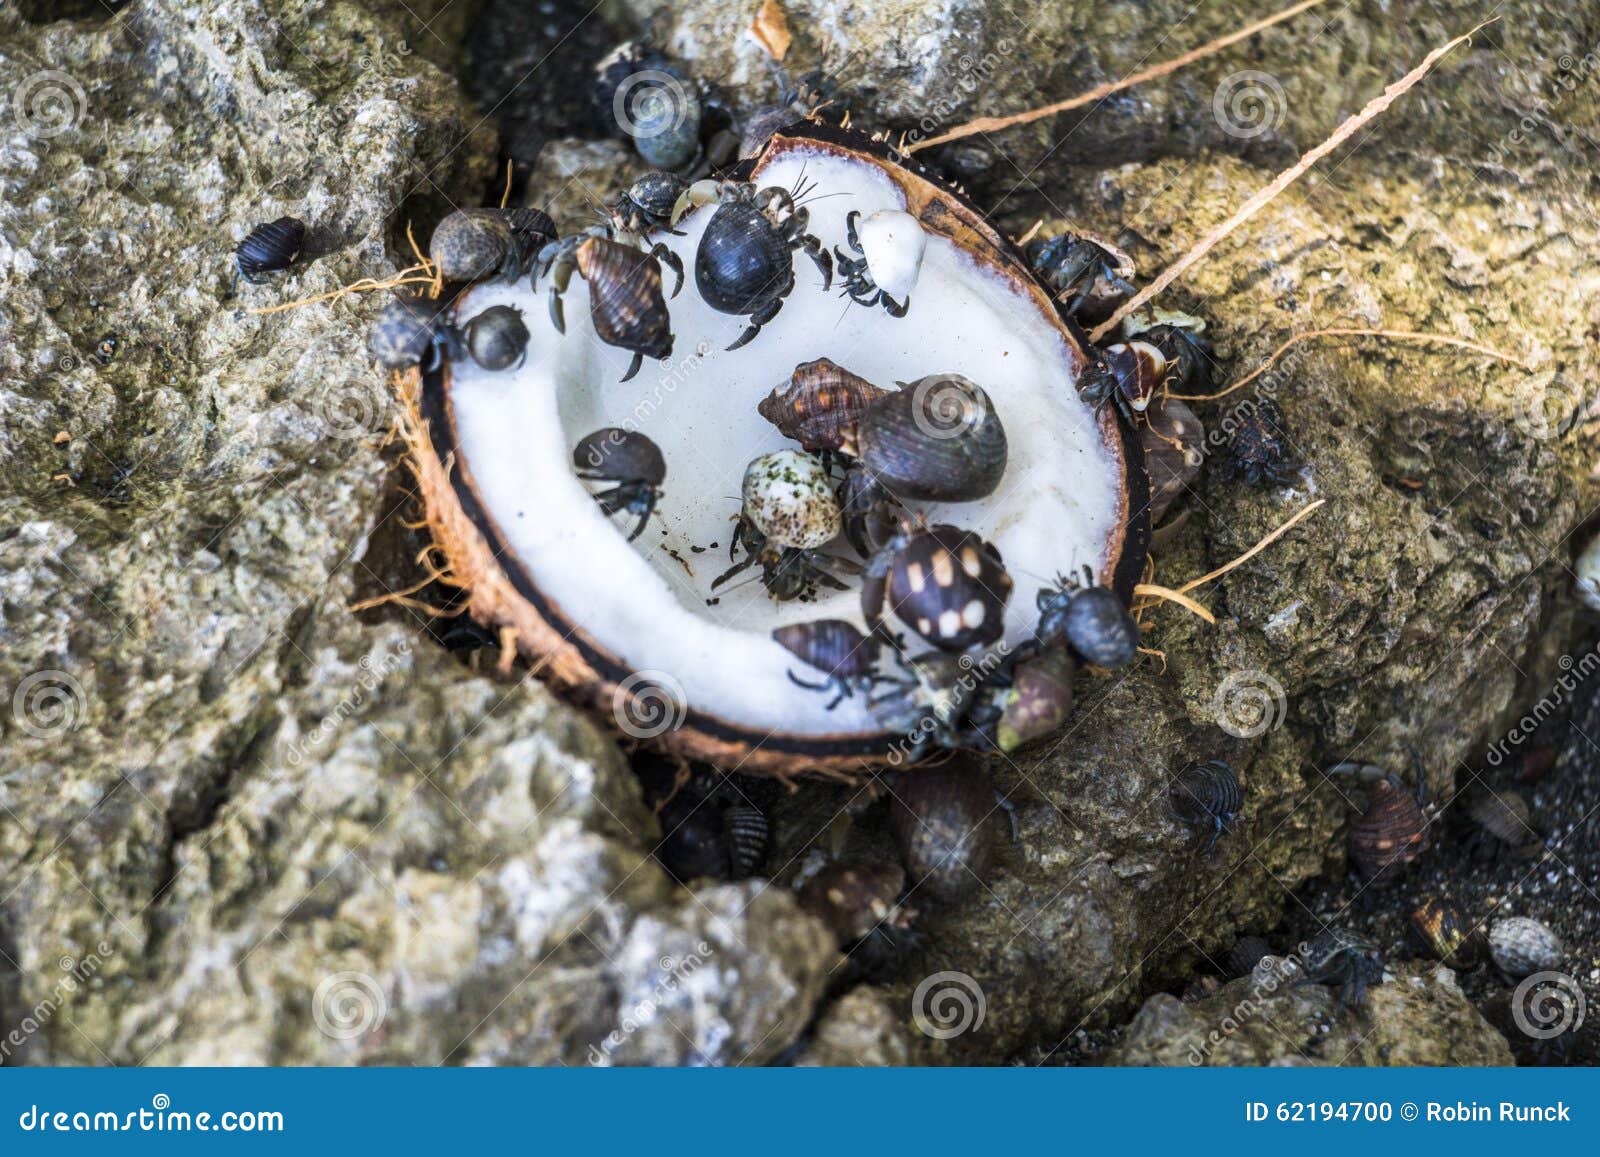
[403,125,1144,775]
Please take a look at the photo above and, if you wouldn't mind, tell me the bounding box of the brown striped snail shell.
[849,375,1008,502]
[1141,396,1205,525]
[1488,916,1563,978]
[798,861,909,945]
[575,235,675,362]
[1470,788,1535,848]
[888,760,1003,902]
[758,358,887,455]
[996,648,1075,753]
[1348,773,1427,881]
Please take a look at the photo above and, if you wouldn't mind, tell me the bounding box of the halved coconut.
[406,125,1148,776]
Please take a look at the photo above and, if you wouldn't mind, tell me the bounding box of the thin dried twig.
[906,0,1331,154]
[1133,582,1217,623]
[1133,499,1325,621]
[1089,21,1493,343]
[247,267,433,315]
[1178,498,1324,595]
[1170,327,1532,401]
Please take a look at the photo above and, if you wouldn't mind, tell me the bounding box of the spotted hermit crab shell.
[742,450,841,550]
[399,123,1146,776]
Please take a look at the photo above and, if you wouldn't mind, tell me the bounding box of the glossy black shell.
[694,200,789,315]
[1038,581,1139,669]
[236,216,305,278]
[463,305,529,371]
[572,428,666,485]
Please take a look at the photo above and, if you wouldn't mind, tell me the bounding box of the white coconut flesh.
[444,141,1126,742]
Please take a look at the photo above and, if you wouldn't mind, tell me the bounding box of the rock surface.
[2,0,1597,1066]
[1108,964,1514,1066]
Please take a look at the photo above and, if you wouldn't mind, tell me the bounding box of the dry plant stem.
[906,0,1331,154]
[1169,327,1531,401]
[247,267,433,315]
[1177,499,1324,595]
[1133,582,1216,622]
[1089,22,1492,343]
[1135,499,1325,620]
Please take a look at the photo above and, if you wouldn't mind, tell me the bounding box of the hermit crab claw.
[671,179,724,227]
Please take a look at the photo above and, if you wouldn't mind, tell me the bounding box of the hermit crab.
[690,178,832,349]
[399,123,1146,775]
[712,450,858,601]
[536,232,682,381]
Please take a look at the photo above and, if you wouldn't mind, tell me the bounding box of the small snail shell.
[888,761,1003,903]
[997,648,1075,752]
[1141,397,1205,525]
[1409,896,1481,967]
[1347,774,1426,881]
[1488,916,1563,978]
[855,210,926,302]
[1470,788,1535,847]
[742,450,841,550]
[1226,935,1272,977]
[798,862,908,945]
